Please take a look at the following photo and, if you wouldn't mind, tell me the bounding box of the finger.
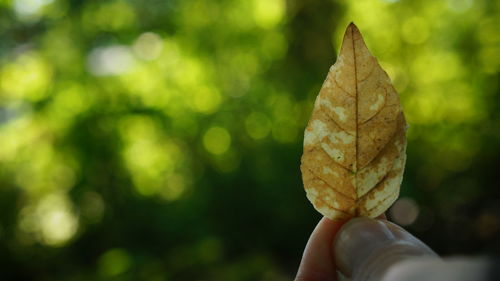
[334,217,438,281]
[295,217,345,281]
[383,257,492,281]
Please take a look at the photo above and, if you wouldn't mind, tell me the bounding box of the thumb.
[333,217,438,281]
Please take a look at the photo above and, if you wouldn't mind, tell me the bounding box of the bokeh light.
[98,248,132,277]
[203,126,232,155]
[18,193,78,246]
[390,197,420,226]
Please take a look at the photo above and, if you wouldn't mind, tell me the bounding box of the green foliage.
[1,0,500,279]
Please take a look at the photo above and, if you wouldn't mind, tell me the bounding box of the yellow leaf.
[300,23,407,219]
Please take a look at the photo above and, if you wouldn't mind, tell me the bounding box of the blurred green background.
[1,0,500,280]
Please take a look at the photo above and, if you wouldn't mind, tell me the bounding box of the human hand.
[295,217,437,281]
[295,217,499,281]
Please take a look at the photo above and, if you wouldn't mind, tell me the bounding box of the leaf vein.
[357,172,390,202]
[318,107,354,137]
[316,144,353,172]
[306,166,355,200]
[332,75,356,98]
[356,59,376,84]
[358,113,404,170]
[359,85,388,125]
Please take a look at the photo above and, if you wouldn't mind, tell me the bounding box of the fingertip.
[295,217,345,281]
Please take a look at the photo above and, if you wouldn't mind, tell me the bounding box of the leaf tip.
[347,22,360,33]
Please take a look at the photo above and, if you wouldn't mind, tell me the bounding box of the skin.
[295,217,345,281]
[296,215,387,281]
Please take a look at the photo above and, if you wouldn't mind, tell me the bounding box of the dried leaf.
[300,23,407,220]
